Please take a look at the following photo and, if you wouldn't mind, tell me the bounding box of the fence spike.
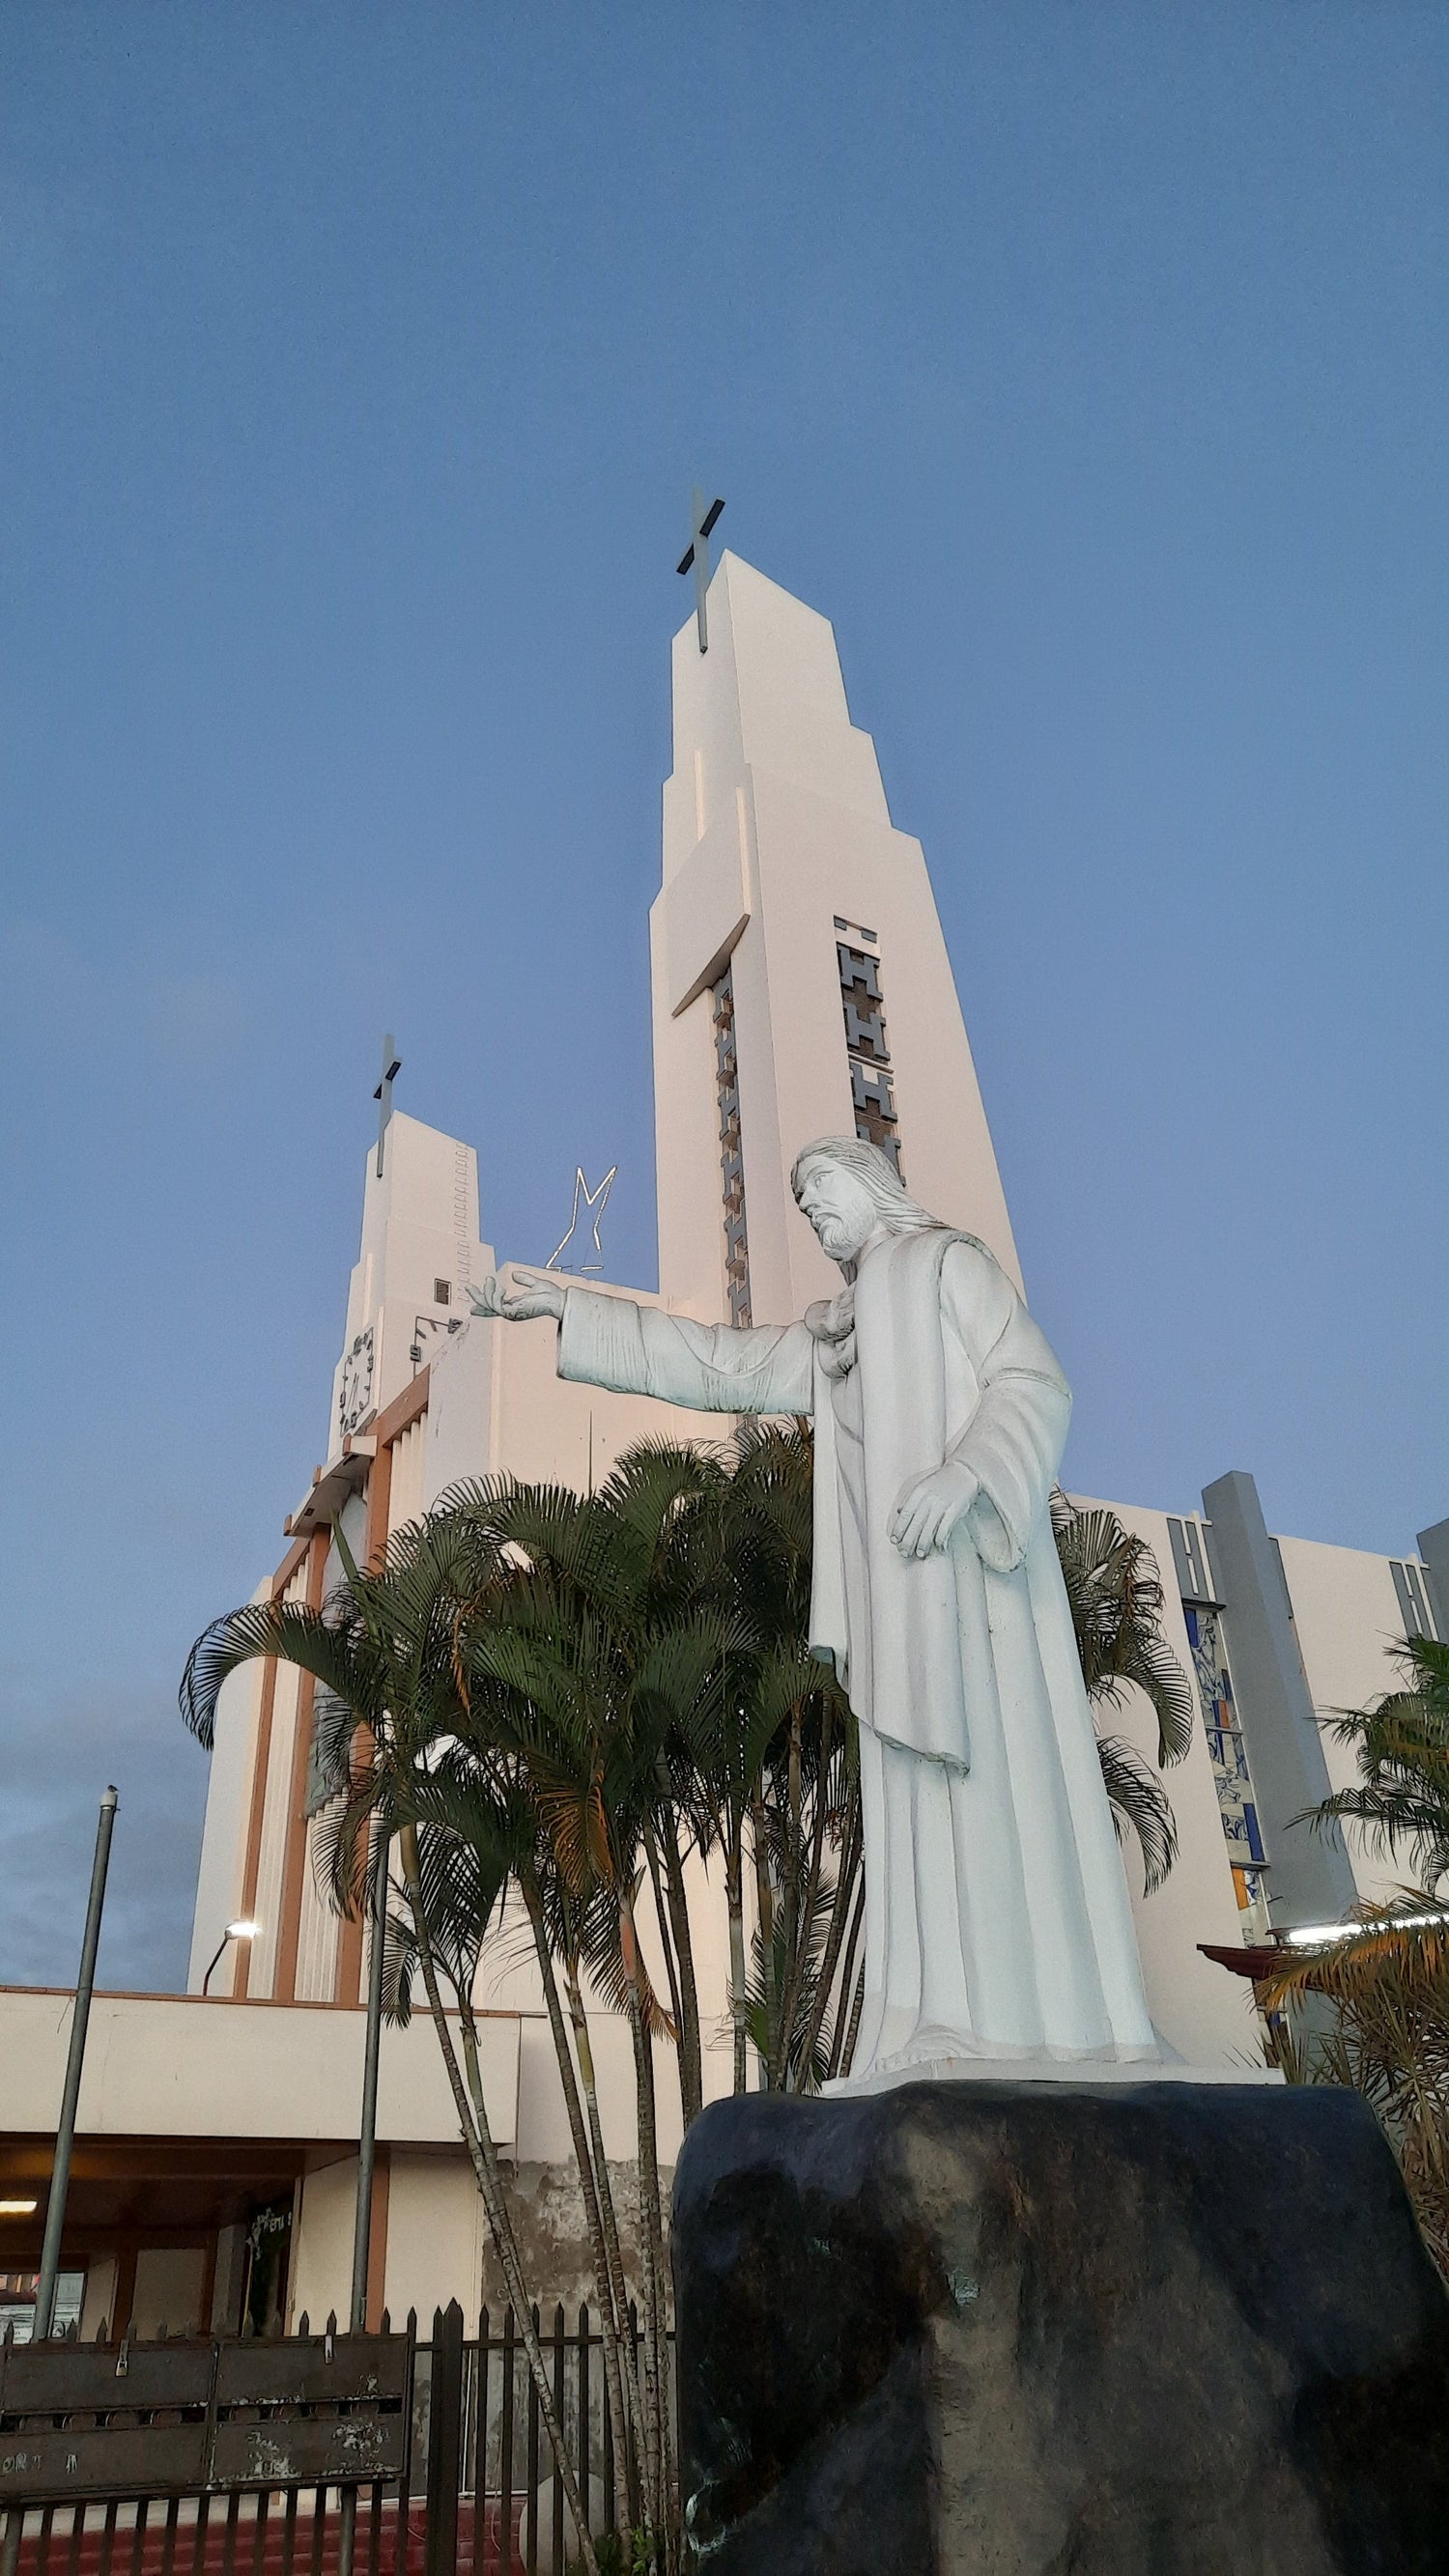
[326,2309,338,2336]
[406,2307,417,2338]
[298,2310,310,2337]
[381,2307,390,2335]
[95,2316,109,2344]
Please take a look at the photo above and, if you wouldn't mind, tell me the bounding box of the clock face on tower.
[338,1325,375,1436]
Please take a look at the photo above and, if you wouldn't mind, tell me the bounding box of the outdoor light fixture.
[1286,1909,1449,1949]
[0,2199,39,2217]
[202,1918,261,1995]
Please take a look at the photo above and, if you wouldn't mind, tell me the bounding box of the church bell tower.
[650,551,1022,1327]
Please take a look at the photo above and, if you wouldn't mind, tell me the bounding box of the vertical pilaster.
[272,1528,331,2003]
[234,1656,280,2001]
[1416,1516,1449,1642]
[1201,1470,1357,1929]
[334,1442,397,2006]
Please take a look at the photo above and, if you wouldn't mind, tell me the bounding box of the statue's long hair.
[789,1134,944,1238]
[789,1136,977,1328]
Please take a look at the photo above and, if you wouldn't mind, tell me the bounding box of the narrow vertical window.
[712,963,752,1325]
[836,919,902,1175]
[1168,1518,1270,1939]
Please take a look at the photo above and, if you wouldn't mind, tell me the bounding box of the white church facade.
[4,553,1444,2339]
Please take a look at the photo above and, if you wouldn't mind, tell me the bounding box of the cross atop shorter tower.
[374,1033,401,1177]
[677,488,724,652]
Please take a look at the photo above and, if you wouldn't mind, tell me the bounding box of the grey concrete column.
[1201,1470,1358,1929]
[1416,1516,1449,1643]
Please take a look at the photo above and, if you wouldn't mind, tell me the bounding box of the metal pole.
[35,1786,118,2340]
[350,1827,389,2332]
[339,1828,388,2576]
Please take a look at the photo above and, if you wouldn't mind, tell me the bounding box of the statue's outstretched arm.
[470,1267,565,1322]
[473,1270,814,1417]
[559,1287,814,1416]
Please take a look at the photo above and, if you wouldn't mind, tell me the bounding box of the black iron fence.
[1,2306,664,2576]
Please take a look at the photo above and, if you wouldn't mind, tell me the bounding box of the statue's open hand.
[889,1460,980,1559]
[469,1267,566,1323]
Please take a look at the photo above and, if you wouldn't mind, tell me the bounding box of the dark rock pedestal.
[671,2081,1449,2574]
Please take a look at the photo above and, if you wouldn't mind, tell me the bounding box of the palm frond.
[1263,1898,1449,2009]
[1095,1733,1179,1895]
[1052,1492,1194,1767]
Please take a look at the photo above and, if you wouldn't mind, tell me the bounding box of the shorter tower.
[329,1113,488,1450]
[650,552,1021,1328]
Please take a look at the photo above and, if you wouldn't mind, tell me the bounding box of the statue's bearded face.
[794,1156,879,1262]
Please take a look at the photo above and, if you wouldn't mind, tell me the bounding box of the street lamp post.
[35,1787,117,2341]
[350,1831,389,2331]
[202,1918,260,1996]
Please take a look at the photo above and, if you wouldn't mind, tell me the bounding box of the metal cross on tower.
[374,1032,401,1177]
[677,488,724,652]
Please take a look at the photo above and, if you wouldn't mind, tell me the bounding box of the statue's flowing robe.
[556,1229,1158,2078]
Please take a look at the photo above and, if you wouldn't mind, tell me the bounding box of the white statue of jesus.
[473,1136,1161,2085]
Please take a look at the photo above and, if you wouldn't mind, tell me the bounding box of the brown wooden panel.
[210,2414,406,2489]
[370,1371,429,1448]
[214,2336,408,2409]
[0,2421,207,2503]
[0,2340,213,2417]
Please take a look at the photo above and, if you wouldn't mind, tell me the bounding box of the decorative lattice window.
[712,963,752,1325]
[835,919,902,1175]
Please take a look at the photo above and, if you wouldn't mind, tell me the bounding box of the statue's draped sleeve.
[557,1288,815,1416]
[939,1243,1071,1575]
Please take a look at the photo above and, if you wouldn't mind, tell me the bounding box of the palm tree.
[179,1512,603,2576]
[1264,1636,1449,2001]
[705,1425,859,2093]
[434,1458,724,2562]
[1256,1636,1449,2268]
[1050,1492,1194,1891]
[1271,1929,1449,2274]
[1298,1636,1449,1898]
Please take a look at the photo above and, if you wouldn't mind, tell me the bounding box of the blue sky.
[3,4,1445,1990]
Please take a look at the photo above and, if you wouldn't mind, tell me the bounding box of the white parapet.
[0,1989,521,2151]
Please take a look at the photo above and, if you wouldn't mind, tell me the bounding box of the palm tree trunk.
[644,1833,686,2054]
[520,1873,638,2536]
[563,1962,646,2523]
[564,1964,632,2354]
[724,1825,749,2096]
[634,1997,679,2575]
[619,1891,669,2550]
[656,1822,704,2131]
[399,1825,599,2576]
[750,1785,779,2087]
